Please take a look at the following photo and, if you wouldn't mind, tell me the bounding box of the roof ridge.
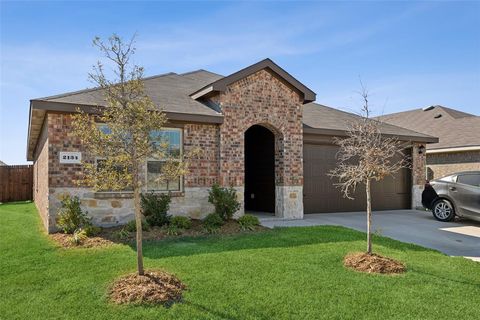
[35,71,178,101]
[180,69,224,77]
[436,106,476,118]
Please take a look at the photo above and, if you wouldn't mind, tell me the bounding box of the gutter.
[303,127,439,144]
[427,146,480,154]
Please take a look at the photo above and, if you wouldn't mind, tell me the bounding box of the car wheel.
[432,199,455,222]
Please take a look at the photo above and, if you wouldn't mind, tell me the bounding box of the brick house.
[27,59,437,232]
[378,105,480,179]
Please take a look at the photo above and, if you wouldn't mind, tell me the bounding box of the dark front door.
[244,125,275,213]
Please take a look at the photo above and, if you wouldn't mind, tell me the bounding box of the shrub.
[124,219,150,232]
[203,212,223,234]
[84,225,101,237]
[208,184,241,221]
[237,214,260,231]
[114,228,130,240]
[68,229,88,246]
[141,193,171,227]
[57,195,92,234]
[165,224,181,236]
[170,216,192,229]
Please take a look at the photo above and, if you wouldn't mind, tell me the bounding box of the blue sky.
[1,1,479,164]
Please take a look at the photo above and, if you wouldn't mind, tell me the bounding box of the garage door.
[303,144,411,213]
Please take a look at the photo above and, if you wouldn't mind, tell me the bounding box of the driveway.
[260,210,480,261]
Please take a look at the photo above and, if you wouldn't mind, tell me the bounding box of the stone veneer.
[411,143,427,209]
[212,68,304,218]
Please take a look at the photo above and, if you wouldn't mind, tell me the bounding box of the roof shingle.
[377,106,480,150]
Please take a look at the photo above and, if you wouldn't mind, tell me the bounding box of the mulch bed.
[109,270,186,305]
[344,252,406,274]
[50,233,114,248]
[102,219,267,242]
[50,219,267,248]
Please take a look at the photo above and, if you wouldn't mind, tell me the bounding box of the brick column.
[411,143,427,209]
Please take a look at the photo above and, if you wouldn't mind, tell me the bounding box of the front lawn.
[1,202,479,319]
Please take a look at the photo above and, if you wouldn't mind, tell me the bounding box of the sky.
[1,1,479,164]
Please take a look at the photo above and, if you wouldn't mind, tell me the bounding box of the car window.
[439,175,456,183]
[457,174,480,187]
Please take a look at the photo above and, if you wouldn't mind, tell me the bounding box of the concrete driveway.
[260,210,480,261]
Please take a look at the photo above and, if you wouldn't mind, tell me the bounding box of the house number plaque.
[59,152,82,164]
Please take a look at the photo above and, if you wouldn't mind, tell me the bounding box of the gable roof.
[303,103,437,143]
[190,58,316,103]
[376,105,480,150]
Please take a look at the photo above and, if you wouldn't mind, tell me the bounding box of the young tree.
[329,86,410,254]
[72,35,194,275]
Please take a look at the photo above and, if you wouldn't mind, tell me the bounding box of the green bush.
[124,219,150,232]
[141,193,171,227]
[113,228,130,240]
[203,212,223,234]
[165,224,181,236]
[170,216,192,229]
[84,225,101,237]
[237,214,260,231]
[208,184,241,221]
[57,195,92,234]
[68,229,88,246]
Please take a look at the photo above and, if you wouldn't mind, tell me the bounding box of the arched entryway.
[244,125,276,214]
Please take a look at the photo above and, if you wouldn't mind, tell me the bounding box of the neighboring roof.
[0,160,7,166]
[303,103,438,143]
[190,58,316,103]
[376,105,480,150]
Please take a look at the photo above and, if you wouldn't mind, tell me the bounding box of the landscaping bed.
[51,219,268,248]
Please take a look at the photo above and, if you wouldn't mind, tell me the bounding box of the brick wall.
[48,113,87,188]
[47,113,220,188]
[183,123,220,187]
[33,120,49,229]
[427,150,480,179]
[211,68,304,218]
[213,68,304,187]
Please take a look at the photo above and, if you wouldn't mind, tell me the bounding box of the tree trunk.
[366,179,372,254]
[134,185,144,276]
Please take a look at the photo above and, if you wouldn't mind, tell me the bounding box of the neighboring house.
[0,160,7,166]
[27,59,437,232]
[378,105,480,180]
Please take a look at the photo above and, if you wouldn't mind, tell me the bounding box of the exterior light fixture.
[418,145,426,155]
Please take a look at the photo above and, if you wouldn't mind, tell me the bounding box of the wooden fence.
[0,165,33,202]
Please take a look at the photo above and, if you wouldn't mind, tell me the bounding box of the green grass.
[1,202,479,320]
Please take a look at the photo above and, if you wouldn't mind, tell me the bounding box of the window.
[94,125,183,192]
[95,158,133,191]
[98,124,112,135]
[457,174,480,187]
[147,128,183,192]
[439,175,456,183]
